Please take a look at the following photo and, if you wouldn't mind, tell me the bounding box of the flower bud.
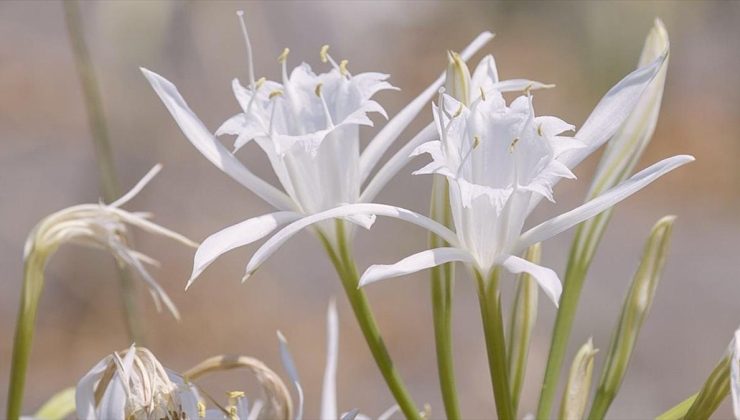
[445,50,471,104]
[560,338,598,420]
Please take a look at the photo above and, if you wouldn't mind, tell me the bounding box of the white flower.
[75,344,200,420]
[140,12,555,287]
[25,164,197,318]
[232,42,692,306]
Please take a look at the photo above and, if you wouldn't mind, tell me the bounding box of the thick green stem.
[7,252,46,420]
[317,223,421,420]
[63,0,142,343]
[536,220,602,419]
[429,176,461,420]
[475,269,514,420]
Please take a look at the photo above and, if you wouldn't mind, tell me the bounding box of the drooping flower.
[140,11,549,287]
[236,40,692,306]
[23,164,197,318]
[75,344,200,420]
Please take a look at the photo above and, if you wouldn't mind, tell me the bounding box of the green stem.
[429,176,461,420]
[475,269,514,420]
[63,0,142,343]
[318,223,421,420]
[431,264,460,420]
[536,221,598,419]
[7,251,46,420]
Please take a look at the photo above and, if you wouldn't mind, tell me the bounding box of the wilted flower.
[76,344,199,420]
[24,164,197,318]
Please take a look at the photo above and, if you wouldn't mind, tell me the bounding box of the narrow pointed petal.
[244,203,460,278]
[501,255,561,306]
[360,247,472,287]
[320,300,339,420]
[188,211,303,289]
[359,32,494,183]
[378,406,400,420]
[140,68,294,210]
[561,52,667,170]
[277,331,304,420]
[517,155,694,252]
[76,357,111,420]
[109,164,162,208]
[360,123,436,203]
[491,79,555,92]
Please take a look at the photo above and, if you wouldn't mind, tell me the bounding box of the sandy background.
[1,1,739,418]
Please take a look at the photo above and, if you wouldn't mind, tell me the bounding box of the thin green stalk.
[317,223,421,420]
[63,0,142,342]
[475,269,514,420]
[7,252,46,420]
[536,219,603,419]
[429,177,461,420]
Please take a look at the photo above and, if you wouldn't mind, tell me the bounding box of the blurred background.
[1,1,739,418]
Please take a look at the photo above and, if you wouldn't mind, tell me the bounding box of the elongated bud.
[30,387,76,420]
[588,18,669,200]
[445,50,471,105]
[560,338,598,420]
[508,243,541,415]
[589,215,676,419]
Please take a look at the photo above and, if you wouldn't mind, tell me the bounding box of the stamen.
[508,137,520,153]
[255,77,266,89]
[235,11,256,89]
[228,391,246,400]
[278,48,290,84]
[480,87,486,101]
[473,135,481,149]
[314,83,335,128]
[537,124,543,136]
[197,401,206,418]
[320,45,330,63]
[524,83,534,96]
[269,89,284,99]
[339,59,350,77]
[453,103,464,118]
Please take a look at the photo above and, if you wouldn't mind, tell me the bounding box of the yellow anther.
[315,83,323,97]
[228,405,238,420]
[228,391,246,400]
[480,87,486,101]
[269,89,284,99]
[508,137,520,153]
[524,83,534,96]
[537,124,543,136]
[255,77,266,89]
[339,59,349,76]
[473,135,481,149]
[453,103,464,118]
[278,48,290,64]
[320,45,330,63]
[197,401,206,418]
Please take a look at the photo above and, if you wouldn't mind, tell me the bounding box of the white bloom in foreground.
[140,12,549,287]
[76,345,200,420]
[24,164,197,318]
[354,46,693,304]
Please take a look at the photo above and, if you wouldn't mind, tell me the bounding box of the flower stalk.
[475,268,514,420]
[588,215,675,420]
[536,20,670,419]
[317,221,421,420]
[508,243,540,416]
[63,0,143,343]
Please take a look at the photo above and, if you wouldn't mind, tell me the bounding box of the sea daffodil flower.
[239,44,691,306]
[140,12,548,287]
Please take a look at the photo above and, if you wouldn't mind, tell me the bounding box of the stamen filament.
[236,11,256,89]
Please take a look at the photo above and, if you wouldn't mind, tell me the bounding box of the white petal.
[490,79,555,93]
[359,32,494,183]
[320,300,339,420]
[188,211,303,289]
[360,247,473,287]
[140,68,294,211]
[76,356,112,420]
[517,155,694,252]
[501,255,561,306]
[277,331,304,420]
[244,204,460,279]
[562,52,667,170]
[732,328,740,420]
[360,123,436,203]
[109,164,162,208]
